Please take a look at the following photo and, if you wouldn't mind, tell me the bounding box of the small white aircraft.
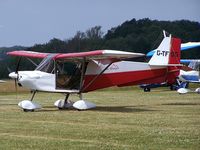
[177,59,200,94]
[8,34,182,111]
[147,41,200,57]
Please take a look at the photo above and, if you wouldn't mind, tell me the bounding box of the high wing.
[7,50,145,60]
[7,50,50,58]
[146,42,200,57]
[55,50,144,61]
[181,42,200,50]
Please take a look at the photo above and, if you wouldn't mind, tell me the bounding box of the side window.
[56,60,82,90]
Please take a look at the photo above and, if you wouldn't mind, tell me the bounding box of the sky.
[0,0,199,47]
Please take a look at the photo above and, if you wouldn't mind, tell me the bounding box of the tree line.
[0,18,200,78]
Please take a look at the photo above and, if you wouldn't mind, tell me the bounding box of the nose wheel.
[18,91,41,112]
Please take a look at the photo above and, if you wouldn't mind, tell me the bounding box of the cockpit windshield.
[35,54,83,90]
[35,54,56,73]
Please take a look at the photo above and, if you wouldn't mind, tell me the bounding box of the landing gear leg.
[30,91,36,101]
[23,91,37,112]
[62,94,74,109]
[79,93,83,100]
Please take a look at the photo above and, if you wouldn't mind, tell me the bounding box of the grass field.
[0,81,200,149]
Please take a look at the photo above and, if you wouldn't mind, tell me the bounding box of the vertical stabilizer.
[149,36,181,66]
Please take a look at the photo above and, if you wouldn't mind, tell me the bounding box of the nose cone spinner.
[9,72,18,79]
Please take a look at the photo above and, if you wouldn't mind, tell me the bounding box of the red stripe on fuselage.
[83,68,167,92]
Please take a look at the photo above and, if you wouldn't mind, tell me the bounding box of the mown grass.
[0,81,200,149]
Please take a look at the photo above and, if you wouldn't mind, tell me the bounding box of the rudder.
[168,37,181,65]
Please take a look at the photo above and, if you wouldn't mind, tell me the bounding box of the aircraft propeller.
[16,57,22,93]
[14,57,22,96]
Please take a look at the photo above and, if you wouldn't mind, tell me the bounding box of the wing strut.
[25,57,38,67]
[79,57,87,97]
[80,62,113,92]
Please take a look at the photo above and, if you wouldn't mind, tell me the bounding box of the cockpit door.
[55,60,82,90]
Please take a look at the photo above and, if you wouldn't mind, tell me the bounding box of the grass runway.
[0,82,200,149]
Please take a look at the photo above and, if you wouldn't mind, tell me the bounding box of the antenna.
[163,30,166,37]
[163,30,171,38]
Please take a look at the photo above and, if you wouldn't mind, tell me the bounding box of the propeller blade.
[14,78,18,100]
[6,64,13,73]
[14,57,22,100]
[16,57,22,73]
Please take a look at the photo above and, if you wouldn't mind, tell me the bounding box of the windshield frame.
[35,54,57,73]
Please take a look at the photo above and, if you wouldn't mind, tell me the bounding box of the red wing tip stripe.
[7,51,49,58]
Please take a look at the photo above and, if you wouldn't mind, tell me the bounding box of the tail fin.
[149,36,181,66]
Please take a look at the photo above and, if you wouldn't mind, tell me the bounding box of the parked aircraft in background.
[177,59,200,94]
[139,60,191,92]
[8,34,181,111]
[140,39,200,92]
[146,41,200,57]
[0,80,6,83]
[139,60,200,92]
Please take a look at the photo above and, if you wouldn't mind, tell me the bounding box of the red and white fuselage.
[8,36,181,94]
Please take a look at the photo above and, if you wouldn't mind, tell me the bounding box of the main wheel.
[23,109,34,112]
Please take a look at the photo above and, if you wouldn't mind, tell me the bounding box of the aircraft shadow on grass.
[0,103,18,106]
[162,102,200,106]
[38,105,158,113]
[6,102,196,112]
[89,105,158,113]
